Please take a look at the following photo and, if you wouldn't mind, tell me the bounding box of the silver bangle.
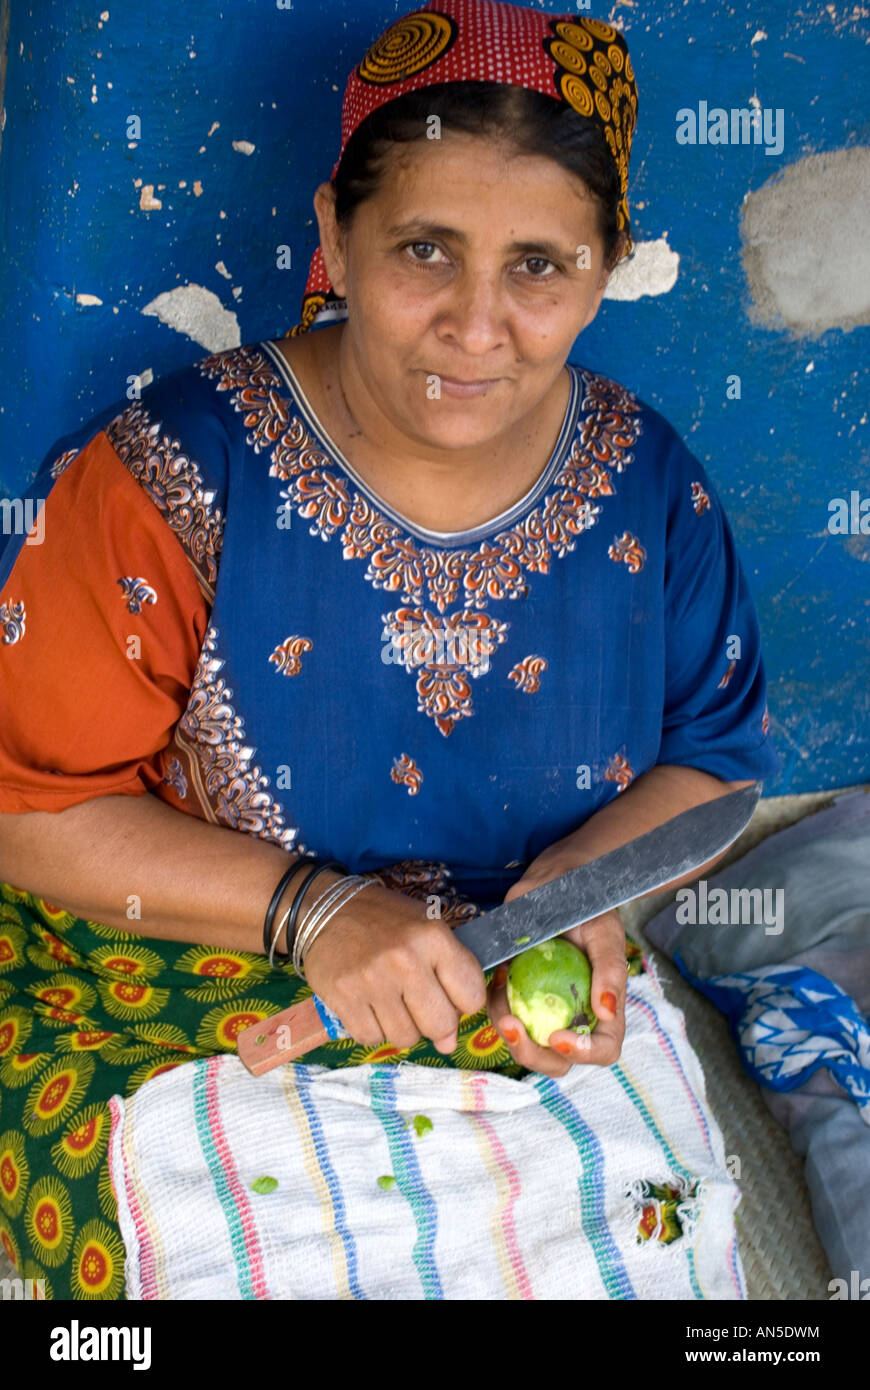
[299,878,377,974]
[292,875,363,976]
[293,876,365,975]
[294,875,377,979]
[296,878,377,980]
[268,899,295,971]
[295,875,363,954]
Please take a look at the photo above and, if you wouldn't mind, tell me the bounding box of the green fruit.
[506,938,598,1048]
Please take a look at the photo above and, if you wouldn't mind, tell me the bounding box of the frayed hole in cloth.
[625,1174,703,1248]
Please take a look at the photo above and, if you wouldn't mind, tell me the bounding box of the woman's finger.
[340,999,390,1049]
[563,910,627,1023]
[373,996,424,1052]
[547,1013,624,1067]
[401,979,461,1054]
[494,1008,574,1077]
[486,962,512,1038]
[434,932,489,1018]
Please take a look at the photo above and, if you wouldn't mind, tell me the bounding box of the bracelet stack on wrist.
[264,858,344,967]
[263,857,379,976]
[291,874,376,979]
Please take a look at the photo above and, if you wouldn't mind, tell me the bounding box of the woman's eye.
[404,241,446,265]
[520,257,558,278]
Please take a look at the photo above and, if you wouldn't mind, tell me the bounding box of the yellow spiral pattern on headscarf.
[551,21,594,52]
[548,39,588,76]
[545,16,638,253]
[581,17,618,42]
[558,72,594,118]
[358,11,457,85]
[595,90,612,124]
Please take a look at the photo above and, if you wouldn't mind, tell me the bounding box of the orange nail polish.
[553,1041,572,1055]
[493,966,508,987]
[601,991,617,1014]
[502,1026,519,1044]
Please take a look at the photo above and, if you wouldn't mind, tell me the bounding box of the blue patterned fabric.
[674,959,870,1122]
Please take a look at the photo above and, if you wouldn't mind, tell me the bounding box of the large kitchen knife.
[237,781,760,1075]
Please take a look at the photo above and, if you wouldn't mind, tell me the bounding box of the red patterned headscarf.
[289,0,638,335]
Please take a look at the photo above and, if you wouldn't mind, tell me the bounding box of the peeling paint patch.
[141,284,241,351]
[215,261,232,279]
[740,147,870,336]
[604,236,680,301]
[845,533,870,562]
[822,3,870,35]
[232,140,255,156]
[193,181,203,197]
[139,184,162,211]
[76,293,103,307]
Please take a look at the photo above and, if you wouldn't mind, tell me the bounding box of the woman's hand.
[303,883,487,1055]
[487,851,627,1076]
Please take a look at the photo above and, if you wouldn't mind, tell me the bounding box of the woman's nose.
[437,266,510,352]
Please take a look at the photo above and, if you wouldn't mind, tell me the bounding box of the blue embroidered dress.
[1,339,779,913]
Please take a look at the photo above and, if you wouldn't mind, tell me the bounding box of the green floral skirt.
[0,870,643,1299]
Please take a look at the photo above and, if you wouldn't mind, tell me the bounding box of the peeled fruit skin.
[505,938,598,1049]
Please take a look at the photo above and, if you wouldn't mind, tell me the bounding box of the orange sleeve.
[0,430,209,812]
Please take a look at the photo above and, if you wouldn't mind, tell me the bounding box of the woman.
[0,0,778,1299]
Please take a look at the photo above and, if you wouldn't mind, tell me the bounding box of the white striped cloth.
[108,963,745,1300]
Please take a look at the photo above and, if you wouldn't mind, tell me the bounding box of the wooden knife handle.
[236,994,349,1076]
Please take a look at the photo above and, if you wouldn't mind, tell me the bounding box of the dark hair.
[332,82,626,272]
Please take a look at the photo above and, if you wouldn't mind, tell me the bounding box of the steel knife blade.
[237,781,760,1075]
[453,780,761,968]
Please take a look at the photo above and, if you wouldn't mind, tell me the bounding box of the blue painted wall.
[0,0,867,794]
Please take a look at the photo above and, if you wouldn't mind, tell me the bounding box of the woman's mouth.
[435,376,501,399]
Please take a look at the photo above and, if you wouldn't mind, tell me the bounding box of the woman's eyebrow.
[384,219,571,261]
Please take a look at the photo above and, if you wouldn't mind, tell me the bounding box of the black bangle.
[263,857,321,960]
[284,859,348,962]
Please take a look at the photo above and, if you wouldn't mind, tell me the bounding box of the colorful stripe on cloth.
[108,966,745,1301]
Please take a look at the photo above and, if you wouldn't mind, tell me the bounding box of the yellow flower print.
[71,1220,126,1299]
[50,1103,110,1179]
[0,1130,29,1218]
[24,1175,74,1267]
[23,1054,94,1136]
[97,979,170,1021]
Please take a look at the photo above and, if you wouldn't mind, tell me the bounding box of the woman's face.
[313,131,616,457]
